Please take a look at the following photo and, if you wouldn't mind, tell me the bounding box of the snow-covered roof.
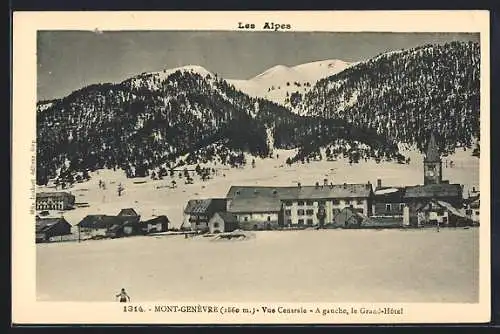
[374,188,399,195]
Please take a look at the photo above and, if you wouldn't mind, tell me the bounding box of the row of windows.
[37,203,65,210]
[285,207,364,216]
[385,204,406,211]
[284,199,364,206]
[286,219,314,225]
[244,216,272,222]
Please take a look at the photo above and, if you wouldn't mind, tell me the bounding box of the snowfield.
[227,59,352,106]
[37,228,479,303]
[36,148,480,302]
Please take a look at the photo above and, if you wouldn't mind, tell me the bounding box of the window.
[332,199,340,205]
[306,200,313,206]
[285,210,291,216]
[244,217,248,222]
[400,203,405,211]
[214,222,219,228]
[357,200,363,205]
[267,216,271,221]
[298,219,304,225]
[465,209,473,215]
[306,209,314,216]
[285,201,292,206]
[475,211,480,215]
[297,201,305,206]
[318,200,326,205]
[385,204,391,211]
[286,219,292,225]
[297,209,305,216]
[333,208,340,215]
[306,219,313,225]
[442,217,448,223]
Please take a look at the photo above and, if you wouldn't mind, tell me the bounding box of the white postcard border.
[12,10,491,324]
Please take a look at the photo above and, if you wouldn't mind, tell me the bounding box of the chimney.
[343,183,347,189]
[376,179,382,189]
[315,182,320,189]
[323,178,328,186]
[297,182,301,189]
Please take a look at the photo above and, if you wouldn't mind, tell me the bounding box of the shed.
[143,215,169,233]
[77,215,141,238]
[208,212,239,233]
[36,217,72,243]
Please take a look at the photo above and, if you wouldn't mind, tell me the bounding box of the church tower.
[423,133,442,185]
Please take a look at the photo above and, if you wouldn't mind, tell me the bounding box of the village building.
[464,195,480,224]
[143,215,169,233]
[226,187,282,230]
[415,200,472,227]
[226,182,374,229]
[77,214,141,239]
[398,133,464,226]
[208,212,239,233]
[183,198,227,232]
[36,217,72,243]
[36,191,76,211]
[373,178,406,218]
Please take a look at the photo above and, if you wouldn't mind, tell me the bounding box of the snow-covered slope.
[227,59,352,106]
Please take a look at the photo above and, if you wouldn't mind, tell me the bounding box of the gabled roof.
[228,196,282,213]
[416,200,468,219]
[143,215,169,224]
[118,208,139,216]
[404,183,462,199]
[184,198,226,214]
[226,183,373,201]
[213,212,238,224]
[77,215,140,229]
[37,191,75,199]
[424,133,441,163]
[36,217,70,232]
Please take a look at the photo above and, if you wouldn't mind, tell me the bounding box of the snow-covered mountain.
[296,41,480,155]
[227,59,352,106]
[36,41,480,186]
[37,63,398,185]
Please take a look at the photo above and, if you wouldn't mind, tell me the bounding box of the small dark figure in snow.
[117,183,124,196]
[116,288,131,303]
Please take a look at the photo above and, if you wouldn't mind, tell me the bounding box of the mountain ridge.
[36,41,479,186]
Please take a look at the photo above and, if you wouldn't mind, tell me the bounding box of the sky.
[37,31,479,101]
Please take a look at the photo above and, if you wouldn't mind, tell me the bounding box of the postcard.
[12,10,490,324]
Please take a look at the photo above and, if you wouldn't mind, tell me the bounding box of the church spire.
[424,132,440,162]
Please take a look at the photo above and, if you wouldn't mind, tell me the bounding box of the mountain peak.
[252,64,293,81]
